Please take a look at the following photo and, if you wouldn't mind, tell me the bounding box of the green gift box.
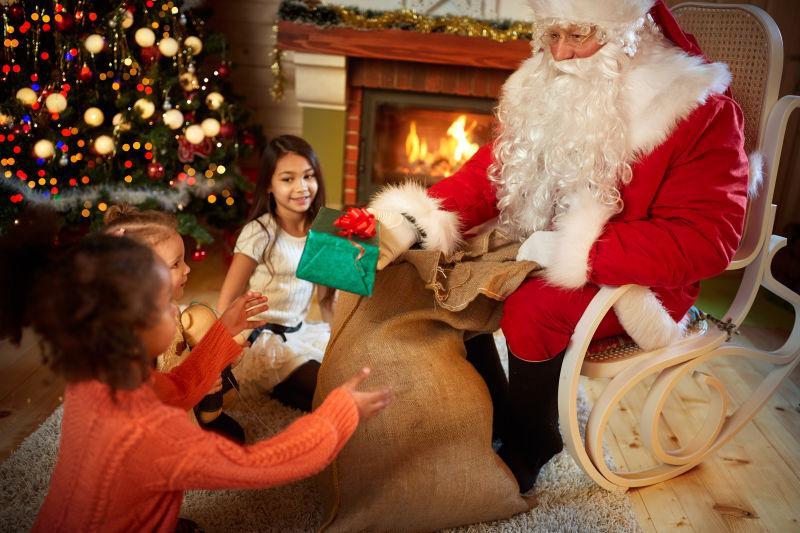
[296,207,380,296]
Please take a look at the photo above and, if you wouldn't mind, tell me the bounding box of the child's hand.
[341,367,392,420]
[219,291,269,338]
[207,377,223,395]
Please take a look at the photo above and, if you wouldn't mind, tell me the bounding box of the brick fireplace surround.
[277,22,531,205]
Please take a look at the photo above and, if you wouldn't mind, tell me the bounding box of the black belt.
[247,321,303,344]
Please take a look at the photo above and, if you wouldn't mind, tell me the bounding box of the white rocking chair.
[558,2,800,491]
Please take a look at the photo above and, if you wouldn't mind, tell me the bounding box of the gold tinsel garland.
[270,5,531,102]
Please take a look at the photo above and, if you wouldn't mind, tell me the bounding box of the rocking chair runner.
[559,2,800,491]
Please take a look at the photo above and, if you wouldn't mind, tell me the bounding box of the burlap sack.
[314,230,540,533]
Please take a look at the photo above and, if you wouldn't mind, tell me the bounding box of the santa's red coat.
[426,93,749,360]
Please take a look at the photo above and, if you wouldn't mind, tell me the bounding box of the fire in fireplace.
[357,89,495,203]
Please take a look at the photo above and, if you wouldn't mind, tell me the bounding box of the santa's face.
[541,24,605,60]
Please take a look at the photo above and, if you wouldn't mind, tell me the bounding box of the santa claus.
[369,0,753,493]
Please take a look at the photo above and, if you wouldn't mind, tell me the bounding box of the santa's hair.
[489,28,671,240]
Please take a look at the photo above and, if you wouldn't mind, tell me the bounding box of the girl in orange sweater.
[0,218,391,533]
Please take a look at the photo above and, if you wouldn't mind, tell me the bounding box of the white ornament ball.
[84,34,105,54]
[83,107,105,127]
[133,98,155,119]
[162,108,184,130]
[205,92,224,110]
[121,10,134,29]
[44,93,68,114]
[15,87,37,106]
[112,112,131,132]
[33,139,55,159]
[134,27,156,48]
[94,135,115,155]
[184,36,203,56]
[200,118,221,137]
[184,125,205,145]
[158,37,179,57]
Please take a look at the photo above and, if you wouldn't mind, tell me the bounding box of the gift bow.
[334,207,377,239]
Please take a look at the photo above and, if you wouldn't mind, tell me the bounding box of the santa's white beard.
[490,44,634,240]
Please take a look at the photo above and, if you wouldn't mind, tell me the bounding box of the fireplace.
[357,89,495,203]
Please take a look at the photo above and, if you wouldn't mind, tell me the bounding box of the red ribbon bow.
[334,207,376,239]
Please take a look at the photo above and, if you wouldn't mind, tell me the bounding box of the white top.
[234,213,313,326]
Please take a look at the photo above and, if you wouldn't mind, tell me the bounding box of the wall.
[209,0,799,230]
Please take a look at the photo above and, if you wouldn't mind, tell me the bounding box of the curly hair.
[103,204,178,247]
[1,219,164,391]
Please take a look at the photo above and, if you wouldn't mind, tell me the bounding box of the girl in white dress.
[217,135,334,411]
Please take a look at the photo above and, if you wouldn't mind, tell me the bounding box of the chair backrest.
[672,3,784,265]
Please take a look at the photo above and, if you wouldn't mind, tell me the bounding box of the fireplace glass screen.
[358,90,495,204]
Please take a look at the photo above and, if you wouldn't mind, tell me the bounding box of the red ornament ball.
[217,64,231,78]
[77,65,93,82]
[7,5,24,21]
[241,131,256,147]
[55,13,74,32]
[192,248,207,262]
[147,162,165,180]
[140,46,161,65]
[219,122,236,139]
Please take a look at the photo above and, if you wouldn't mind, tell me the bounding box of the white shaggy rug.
[0,338,641,532]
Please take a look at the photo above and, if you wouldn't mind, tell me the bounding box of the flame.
[404,114,480,178]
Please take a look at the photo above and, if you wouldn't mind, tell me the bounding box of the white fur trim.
[612,285,683,351]
[369,182,462,256]
[542,189,616,289]
[528,0,654,27]
[624,39,732,155]
[748,151,764,199]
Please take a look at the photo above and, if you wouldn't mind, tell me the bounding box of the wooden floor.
[1,243,798,532]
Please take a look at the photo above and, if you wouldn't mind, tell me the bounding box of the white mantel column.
[292,52,347,111]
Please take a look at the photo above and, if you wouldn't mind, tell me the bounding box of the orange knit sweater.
[31,326,359,532]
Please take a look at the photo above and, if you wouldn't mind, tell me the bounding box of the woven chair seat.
[585,307,708,365]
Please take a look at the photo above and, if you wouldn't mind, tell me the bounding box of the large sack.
[315,230,539,533]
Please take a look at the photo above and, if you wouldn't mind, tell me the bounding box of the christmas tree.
[0,0,259,248]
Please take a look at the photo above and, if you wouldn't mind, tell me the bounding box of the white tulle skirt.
[233,321,330,390]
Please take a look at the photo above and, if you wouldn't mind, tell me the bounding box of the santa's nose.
[550,40,575,61]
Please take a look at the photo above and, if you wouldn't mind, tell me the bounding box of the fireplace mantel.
[277,20,531,70]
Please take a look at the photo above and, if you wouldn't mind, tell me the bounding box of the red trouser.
[500,276,626,362]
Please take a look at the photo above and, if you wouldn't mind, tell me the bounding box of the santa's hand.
[516,230,558,267]
[367,208,420,270]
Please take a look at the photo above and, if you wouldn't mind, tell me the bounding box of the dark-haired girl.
[217,135,333,412]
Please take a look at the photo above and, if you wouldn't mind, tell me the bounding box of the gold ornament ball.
[33,139,55,159]
[0,113,10,126]
[201,118,221,137]
[45,93,68,113]
[94,135,115,155]
[112,112,131,132]
[121,10,134,29]
[184,125,205,145]
[158,37,179,57]
[162,108,184,130]
[83,107,105,127]
[134,27,156,48]
[84,34,105,54]
[205,92,224,110]
[179,72,199,91]
[133,98,155,119]
[184,36,203,56]
[15,87,37,106]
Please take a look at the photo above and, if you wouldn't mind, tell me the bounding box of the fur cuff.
[748,151,764,198]
[369,181,462,256]
[613,286,683,351]
[542,189,616,289]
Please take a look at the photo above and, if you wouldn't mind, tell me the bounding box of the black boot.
[271,360,321,412]
[465,333,510,443]
[497,348,565,493]
[195,365,245,444]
